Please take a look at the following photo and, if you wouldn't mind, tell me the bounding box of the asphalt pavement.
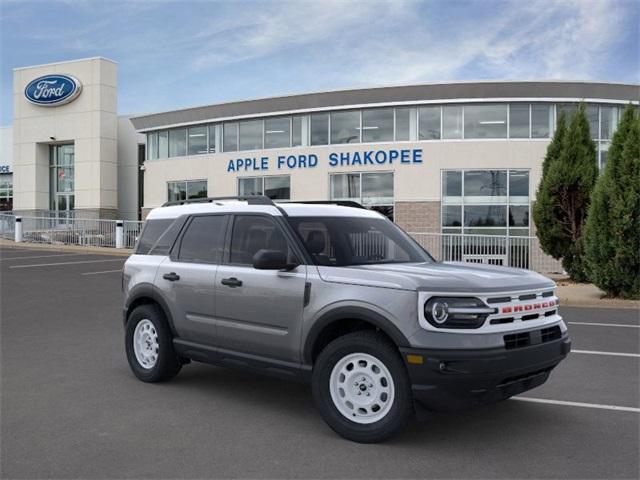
[1,245,638,479]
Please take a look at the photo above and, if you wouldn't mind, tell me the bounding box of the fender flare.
[124,283,177,336]
[302,306,410,364]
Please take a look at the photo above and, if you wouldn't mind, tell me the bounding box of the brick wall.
[395,201,441,233]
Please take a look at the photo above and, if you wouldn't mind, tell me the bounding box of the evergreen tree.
[584,106,640,298]
[533,104,598,281]
[533,112,567,260]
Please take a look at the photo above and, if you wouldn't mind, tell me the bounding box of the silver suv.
[122,196,571,443]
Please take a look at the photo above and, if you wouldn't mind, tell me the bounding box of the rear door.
[214,214,307,362]
[156,214,228,345]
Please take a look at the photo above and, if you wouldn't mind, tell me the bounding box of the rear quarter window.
[135,219,174,254]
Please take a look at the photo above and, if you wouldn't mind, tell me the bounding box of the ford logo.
[24,74,82,106]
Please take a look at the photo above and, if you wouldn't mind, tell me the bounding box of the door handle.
[162,272,180,282]
[221,277,243,288]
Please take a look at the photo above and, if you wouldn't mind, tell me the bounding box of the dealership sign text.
[226,148,423,172]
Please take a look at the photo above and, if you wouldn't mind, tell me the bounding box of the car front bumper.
[400,333,571,414]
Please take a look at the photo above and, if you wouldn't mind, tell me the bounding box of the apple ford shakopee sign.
[24,74,82,106]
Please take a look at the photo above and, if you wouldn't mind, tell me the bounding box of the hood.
[317,261,555,293]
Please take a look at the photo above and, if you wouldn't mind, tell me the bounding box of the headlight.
[424,297,495,329]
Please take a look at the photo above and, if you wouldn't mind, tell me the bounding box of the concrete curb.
[0,239,133,257]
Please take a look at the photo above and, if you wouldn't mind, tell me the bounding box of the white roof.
[146,201,380,220]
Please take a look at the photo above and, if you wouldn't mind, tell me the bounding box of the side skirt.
[173,338,312,383]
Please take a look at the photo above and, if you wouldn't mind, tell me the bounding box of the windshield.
[288,216,433,266]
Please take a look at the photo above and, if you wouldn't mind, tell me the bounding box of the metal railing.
[409,232,563,274]
[2,215,144,249]
[0,213,15,240]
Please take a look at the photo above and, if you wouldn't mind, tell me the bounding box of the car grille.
[504,325,562,350]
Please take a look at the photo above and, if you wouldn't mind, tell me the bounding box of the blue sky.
[1,0,638,126]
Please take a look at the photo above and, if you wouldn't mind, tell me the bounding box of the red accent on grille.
[514,306,523,312]
[502,306,513,313]
[542,302,549,308]
[524,304,533,311]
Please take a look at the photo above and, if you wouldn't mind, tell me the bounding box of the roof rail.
[162,195,275,207]
[276,200,366,209]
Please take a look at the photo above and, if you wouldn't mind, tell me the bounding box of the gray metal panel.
[130,81,640,131]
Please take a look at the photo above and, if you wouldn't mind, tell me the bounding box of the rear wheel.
[125,304,181,382]
[312,331,413,443]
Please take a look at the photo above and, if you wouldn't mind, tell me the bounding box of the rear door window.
[177,215,227,264]
[136,219,174,254]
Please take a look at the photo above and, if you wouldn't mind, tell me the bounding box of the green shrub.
[584,106,640,298]
[533,105,598,281]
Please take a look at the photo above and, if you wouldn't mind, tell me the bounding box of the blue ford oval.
[24,74,82,106]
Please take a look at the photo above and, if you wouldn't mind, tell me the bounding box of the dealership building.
[5,57,638,242]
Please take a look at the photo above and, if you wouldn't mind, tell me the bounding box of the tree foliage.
[584,106,640,298]
[533,105,598,281]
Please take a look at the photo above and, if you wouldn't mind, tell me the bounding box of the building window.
[330,110,360,144]
[395,107,411,141]
[464,104,507,139]
[419,106,441,140]
[167,180,208,202]
[531,104,552,138]
[362,108,394,143]
[442,105,463,139]
[442,169,529,236]
[585,104,599,140]
[50,144,75,217]
[158,131,168,159]
[0,173,12,211]
[509,104,530,139]
[600,106,619,140]
[168,128,187,157]
[310,113,329,145]
[239,119,263,150]
[208,124,217,153]
[147,132,158,160]
[292,116,303,147]
[264,117,291,149]
[187,126,208,155]
[223,122,239,152]
[238,175,290,200]
[330,172,394,220]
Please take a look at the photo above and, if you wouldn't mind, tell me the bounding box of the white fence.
[0,213,564,274]
[0,213,144,249]
[409,232,563,274]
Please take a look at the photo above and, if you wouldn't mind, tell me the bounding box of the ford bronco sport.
[122,196,571,443]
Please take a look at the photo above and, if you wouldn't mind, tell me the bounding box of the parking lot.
[1,244,638,479]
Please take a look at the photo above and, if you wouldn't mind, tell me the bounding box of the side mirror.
[252,249,297,270]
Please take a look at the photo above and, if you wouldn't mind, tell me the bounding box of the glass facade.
[442,169,530,236]
[143,103,623,170]
[0,173,12,211]
[238,175,290,200]
[167,180,208,202]
[49,144,75,217]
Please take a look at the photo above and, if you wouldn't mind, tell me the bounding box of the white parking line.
[513,397,640,413]
[569,321,640,328]
[82,269,122,275]
[10,259,125,269]
[1,253,87,261]
[572,349,640,358]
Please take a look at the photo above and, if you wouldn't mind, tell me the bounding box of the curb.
[0,239,133,257]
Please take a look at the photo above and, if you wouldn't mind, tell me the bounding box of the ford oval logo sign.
[24,74,82,106]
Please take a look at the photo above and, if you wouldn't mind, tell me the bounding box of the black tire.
[312,330,413,443]
[125,304,182,382]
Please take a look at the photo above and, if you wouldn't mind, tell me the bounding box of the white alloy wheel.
[329,352,396,424]
[133,319,159,369]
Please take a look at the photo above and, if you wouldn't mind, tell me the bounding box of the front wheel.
[312,331,413,443]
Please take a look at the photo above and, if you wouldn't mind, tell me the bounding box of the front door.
[215,214,307,362]
[156,214,228,345]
